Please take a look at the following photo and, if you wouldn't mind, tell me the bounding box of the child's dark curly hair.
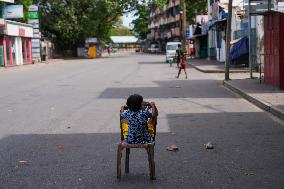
[127,94,143,112]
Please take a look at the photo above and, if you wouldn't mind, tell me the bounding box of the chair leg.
[146,146,155,180]
[125,148,130,174]
[117,144,123,179]
[150,146,156,180]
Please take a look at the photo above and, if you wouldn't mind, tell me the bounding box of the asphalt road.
[0,53,283,189]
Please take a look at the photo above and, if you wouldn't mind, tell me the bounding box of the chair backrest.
[120,106,158,142]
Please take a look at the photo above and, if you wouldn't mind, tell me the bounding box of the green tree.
[185,0,207,24]
[131,4,150,39]
[110,26,134,36]
[36,0,142,51]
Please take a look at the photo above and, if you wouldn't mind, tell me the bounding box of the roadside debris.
[19,160,28,165]
[166,145,179,152]
[205,142,214,150]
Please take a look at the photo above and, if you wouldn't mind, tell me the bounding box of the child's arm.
[120,105,128,113]
[142,102,157,115]
[149,102,158,117]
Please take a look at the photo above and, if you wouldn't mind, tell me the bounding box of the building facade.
[207,0,246,63]
[0,19,33,67]
[147,0,182,52]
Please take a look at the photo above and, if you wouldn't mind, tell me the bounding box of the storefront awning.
[189,34,207,40]
[208,19,227,31]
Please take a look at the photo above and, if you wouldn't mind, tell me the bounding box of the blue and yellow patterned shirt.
[121,108,152,144]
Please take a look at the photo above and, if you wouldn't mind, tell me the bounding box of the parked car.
[166,42,181,63]
[148,44,159,53]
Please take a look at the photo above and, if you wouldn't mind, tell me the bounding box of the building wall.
[147,0,182,50]
[0,21,33,67]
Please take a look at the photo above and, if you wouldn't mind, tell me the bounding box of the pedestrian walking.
[175,44,182,68]
[176,51,188,79]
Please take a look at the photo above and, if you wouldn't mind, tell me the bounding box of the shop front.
[0,19,33,67]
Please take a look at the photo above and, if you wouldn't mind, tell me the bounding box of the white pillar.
[14,37,23,65]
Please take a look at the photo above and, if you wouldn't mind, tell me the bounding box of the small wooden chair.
[117,105,158,180]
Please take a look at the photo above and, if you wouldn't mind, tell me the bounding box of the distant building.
[147,0,183,52]
[110,36,140,49]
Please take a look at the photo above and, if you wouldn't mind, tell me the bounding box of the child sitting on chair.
[121,94,158,144]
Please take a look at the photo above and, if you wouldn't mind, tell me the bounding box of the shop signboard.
[28,12,39,19]
[32,48,40,53]
[33,33,41,38]
[0,0,15,3]
[33,28,39,33]
[32,52,41,58]
[3,5,24,19]
[32,42,40,48]
[32,23,39,29]
[186,31,190,40]
[28,18,39,30]
[32,39,40,43]
[85,38,98,44]
[28,5,38,12]
[6,23,33,38]
[28,19,39,24]
[28,5,41,61]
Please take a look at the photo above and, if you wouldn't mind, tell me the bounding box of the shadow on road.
[1,110,284,188]
[98,80,236,99]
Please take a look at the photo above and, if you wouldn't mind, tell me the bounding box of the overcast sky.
[123,12,137,28]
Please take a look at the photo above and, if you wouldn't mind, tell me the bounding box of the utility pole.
[225,0,233,80]
[181,0,187,44]
[248,0,253,78]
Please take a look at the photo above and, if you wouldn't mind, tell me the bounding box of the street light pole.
[225,0,233,80]
[248,0,253,78]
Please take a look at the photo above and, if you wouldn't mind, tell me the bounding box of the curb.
[188,62,250,73]
[0,59,65,73]
[223,80,284,121]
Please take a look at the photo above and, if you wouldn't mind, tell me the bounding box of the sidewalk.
[188,58,249,73]
[0,59,66,73]
[223,78,284,120]
[187,58,284,120]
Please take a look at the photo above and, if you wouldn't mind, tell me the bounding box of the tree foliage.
[110,26,134,36]
[130,0,166,39]
[131,4,150,39]
[36,0,141,50]
[185,0,207,24]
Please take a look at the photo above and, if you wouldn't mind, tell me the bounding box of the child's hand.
[142,101,151,107]
[150,102,155,106]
